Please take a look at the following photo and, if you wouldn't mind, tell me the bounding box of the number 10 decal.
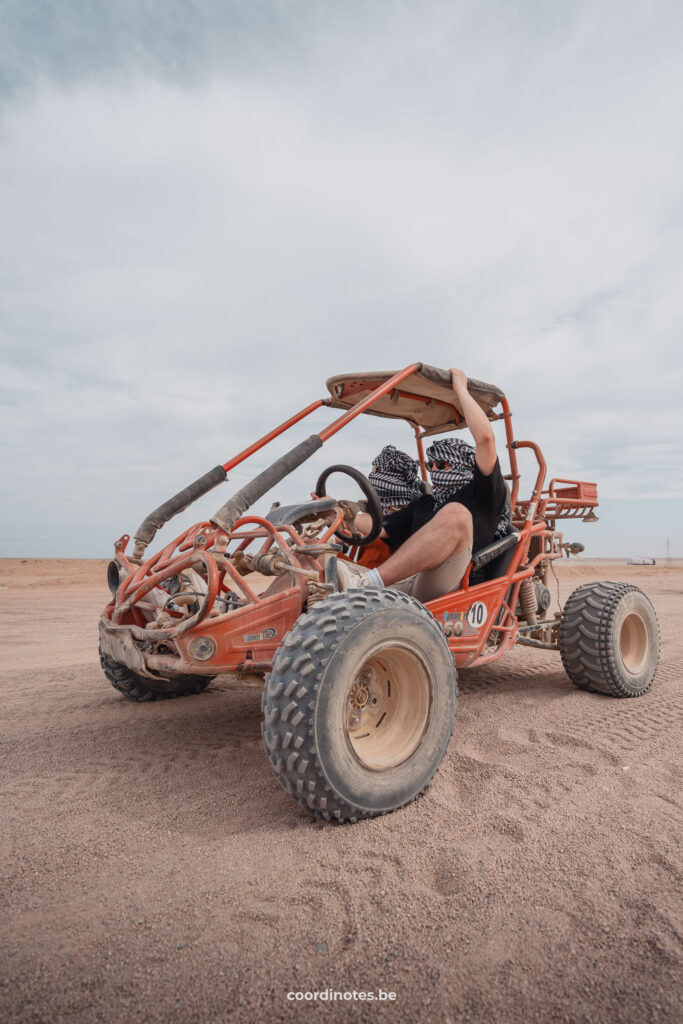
[466,601,487,629]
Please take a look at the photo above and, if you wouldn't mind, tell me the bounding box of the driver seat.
[467,484,518,585]
[468,522,520,585]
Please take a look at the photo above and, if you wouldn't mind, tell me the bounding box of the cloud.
[1,1,682,556]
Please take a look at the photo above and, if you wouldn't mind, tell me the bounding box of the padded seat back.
[470,521,520,584]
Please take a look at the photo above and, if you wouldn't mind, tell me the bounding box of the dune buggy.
[99,363,660,822]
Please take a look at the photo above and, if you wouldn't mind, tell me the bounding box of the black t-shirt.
[383,458,507,555]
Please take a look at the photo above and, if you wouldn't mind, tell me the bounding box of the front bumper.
[98,618,160,679]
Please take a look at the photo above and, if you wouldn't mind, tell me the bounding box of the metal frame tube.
[317,364,420,442]
[221,400,326,472]
[500,397,520,511]
[414,427,428,481]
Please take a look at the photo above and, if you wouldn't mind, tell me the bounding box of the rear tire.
[100,650,214,702]
[261,589,457,822]
[560,582,659,697]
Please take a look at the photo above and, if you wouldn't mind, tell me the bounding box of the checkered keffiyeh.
[369,445,422,513]
[426,438,510,540]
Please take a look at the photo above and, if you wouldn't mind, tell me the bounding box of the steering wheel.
[315,465,383,547]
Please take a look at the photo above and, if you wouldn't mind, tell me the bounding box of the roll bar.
[131,364,527,559]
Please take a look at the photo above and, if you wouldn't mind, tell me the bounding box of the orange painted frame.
[105,366,569,677]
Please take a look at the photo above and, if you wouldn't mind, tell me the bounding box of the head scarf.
[425,437,510,541]
[426,438,476,506]
[369,445,422,513]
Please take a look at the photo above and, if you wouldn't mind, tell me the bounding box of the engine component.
[534,579,552,615]
[252,551,290,576]
[171,570,206,609]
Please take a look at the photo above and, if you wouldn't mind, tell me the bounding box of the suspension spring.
[519,577,538,626]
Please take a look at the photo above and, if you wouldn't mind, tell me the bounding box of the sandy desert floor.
[0,558,681,1023]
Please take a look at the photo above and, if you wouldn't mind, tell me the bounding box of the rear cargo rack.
[516,478,598,521]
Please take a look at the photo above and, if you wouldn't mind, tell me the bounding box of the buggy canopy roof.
[326,363,505,436]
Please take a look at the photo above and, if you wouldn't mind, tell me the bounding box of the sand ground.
[1,558,681,1024]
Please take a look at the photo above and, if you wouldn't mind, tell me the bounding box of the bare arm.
[354,510,388,541]
[450,368,497,475]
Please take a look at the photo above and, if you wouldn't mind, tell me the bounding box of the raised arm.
[450,368,497,475]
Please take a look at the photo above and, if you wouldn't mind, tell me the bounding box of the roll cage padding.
[470,528,519,572]
[211,434,323,533]
[134,465,228,546]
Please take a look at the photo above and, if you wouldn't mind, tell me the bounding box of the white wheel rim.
[619,611,649,674]
[344,645,432,771]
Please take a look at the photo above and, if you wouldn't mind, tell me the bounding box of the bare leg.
[377,503,473,587]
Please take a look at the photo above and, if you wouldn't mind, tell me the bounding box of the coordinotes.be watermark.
[287,989,397,1003]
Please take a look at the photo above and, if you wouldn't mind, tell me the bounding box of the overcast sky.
[1,0,682,559]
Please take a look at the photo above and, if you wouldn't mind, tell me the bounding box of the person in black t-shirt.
[383,436,509,555]
[336,368,507,601]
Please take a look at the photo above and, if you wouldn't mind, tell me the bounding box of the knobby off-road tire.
[100,650,214,702]
[261,589,458,823]
[560,582,659,697]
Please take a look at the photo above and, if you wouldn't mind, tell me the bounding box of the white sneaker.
[335,559,373,592]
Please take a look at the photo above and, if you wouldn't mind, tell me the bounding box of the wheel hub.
[349,681,371,710]
[620,611,648,674]
[345,647,432,772]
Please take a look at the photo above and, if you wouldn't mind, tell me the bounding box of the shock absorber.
[519,577,538,625]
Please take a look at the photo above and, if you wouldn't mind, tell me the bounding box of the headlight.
[188,636,216,661]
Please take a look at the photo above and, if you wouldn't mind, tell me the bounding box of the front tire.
[261,589,458,822]
[100,650,214,702]
[560,582,659,697]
